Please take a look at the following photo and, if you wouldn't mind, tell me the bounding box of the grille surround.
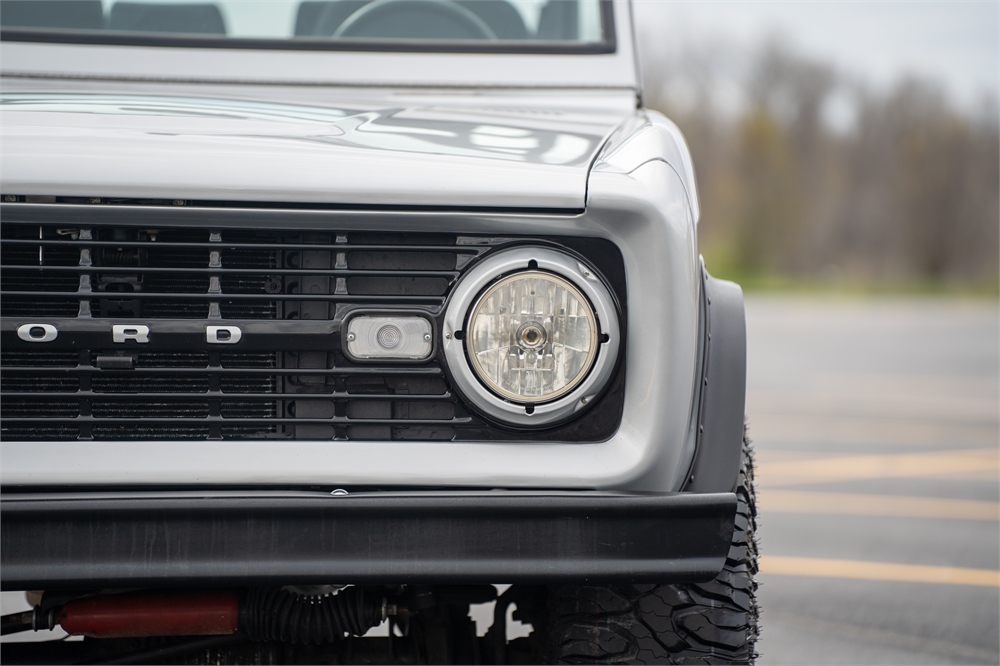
[1,212,625,442]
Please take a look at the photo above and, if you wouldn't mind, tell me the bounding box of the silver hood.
[0,90,634,209]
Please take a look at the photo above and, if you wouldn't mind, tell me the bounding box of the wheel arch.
[683,262,747,493]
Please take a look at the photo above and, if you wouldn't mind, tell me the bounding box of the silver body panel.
[0,86,634,209]
[0,148,702,491]
[0,0,706,492]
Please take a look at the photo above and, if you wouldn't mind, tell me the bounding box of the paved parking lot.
[747,295,999,664]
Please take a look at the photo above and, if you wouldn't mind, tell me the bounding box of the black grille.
[1,218,625,442]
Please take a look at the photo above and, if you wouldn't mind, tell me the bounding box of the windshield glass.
[0,0,611,52]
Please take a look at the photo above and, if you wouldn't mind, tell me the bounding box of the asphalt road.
[747,295,999,665]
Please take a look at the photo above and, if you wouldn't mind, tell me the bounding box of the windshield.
[0,0,612,52]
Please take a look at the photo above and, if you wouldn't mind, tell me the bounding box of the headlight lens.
[467,271,597,403]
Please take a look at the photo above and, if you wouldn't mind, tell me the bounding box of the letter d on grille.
[207,326,242,344]
[112,325,150,344]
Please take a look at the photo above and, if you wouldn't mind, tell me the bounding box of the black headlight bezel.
[441,236,627,436]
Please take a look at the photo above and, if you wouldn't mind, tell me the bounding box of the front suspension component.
[59,590,240,638]
[1,587,392,645]
[240,586,387,645]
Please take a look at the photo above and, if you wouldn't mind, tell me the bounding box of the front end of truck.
[0,1,755,662]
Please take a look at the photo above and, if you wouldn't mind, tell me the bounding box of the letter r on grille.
[112,325,150,344]
[207,326,242,344]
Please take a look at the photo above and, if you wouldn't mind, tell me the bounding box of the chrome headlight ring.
[443,246,621,427]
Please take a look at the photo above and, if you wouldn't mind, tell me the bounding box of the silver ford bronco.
[0,1,757,663]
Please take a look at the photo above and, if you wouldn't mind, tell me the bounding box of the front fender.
[684,265,747,493]
[593,110,701,224]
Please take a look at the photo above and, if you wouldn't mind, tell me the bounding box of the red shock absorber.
[58,591,240,638]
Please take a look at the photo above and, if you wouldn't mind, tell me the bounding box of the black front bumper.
[1,491,736,589]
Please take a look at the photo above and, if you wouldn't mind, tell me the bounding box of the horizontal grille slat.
[1,273,80,291]
[0,239,464,251]
[3,290,449,302]
[1,399,80,418]
[4,367,444,376]
[221,353,276,368]
[2,265,461,276]
[1,218,626,443]
[0,392,454,400]
[143,274,210,293]
[1,352,79,367]
[219,301,277,319]
[92,400,211,418]
[345,276,450,296]
[348,251,457,271]
[220,401,278,418]
[220,375,276,393]
[91,425,211,440]
[0,425,81,440]
[221,425,278,439]
[1,244,80,265]
[1,297,79,317]
[128,302,211,318]
[134,352,209,368]
[222,248,277,269]
[92,376,211,393]
[1,373,81,392]
[0,417,473,425]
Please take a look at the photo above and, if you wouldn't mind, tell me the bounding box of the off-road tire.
[546,431,759,665]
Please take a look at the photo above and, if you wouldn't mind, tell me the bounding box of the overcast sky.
[631,1,999,111]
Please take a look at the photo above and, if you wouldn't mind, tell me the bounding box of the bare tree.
[638,30,999,286]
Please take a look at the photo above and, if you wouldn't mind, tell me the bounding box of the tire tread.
[548,427,759,665]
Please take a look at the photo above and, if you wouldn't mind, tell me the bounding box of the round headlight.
[467,271,597,403]
[442,247,620,426]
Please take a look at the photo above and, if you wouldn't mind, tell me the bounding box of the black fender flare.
[683,263,747,493]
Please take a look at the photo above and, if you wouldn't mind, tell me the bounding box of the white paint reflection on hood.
[1,93,600,167]
[541,134,592,164]
[470,125,541,151]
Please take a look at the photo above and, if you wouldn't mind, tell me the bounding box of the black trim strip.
[0,490,735,587]
[683,265,747,493]
[1,200,584,217]
[1,391,453,400]
[0,31,615,54]
[1,366,441,375]
[1,239,470,252]
[5,290,445,303]
[1,266,462,278]
[1,416,469,425]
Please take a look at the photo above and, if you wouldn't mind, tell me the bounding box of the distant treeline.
[642,41,999,285]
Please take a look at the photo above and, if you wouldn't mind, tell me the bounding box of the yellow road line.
[757,490,1000,521]
[759,556,1000,587]
[756,447,999,487]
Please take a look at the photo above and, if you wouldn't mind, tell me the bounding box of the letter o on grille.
[17,324,58,343]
